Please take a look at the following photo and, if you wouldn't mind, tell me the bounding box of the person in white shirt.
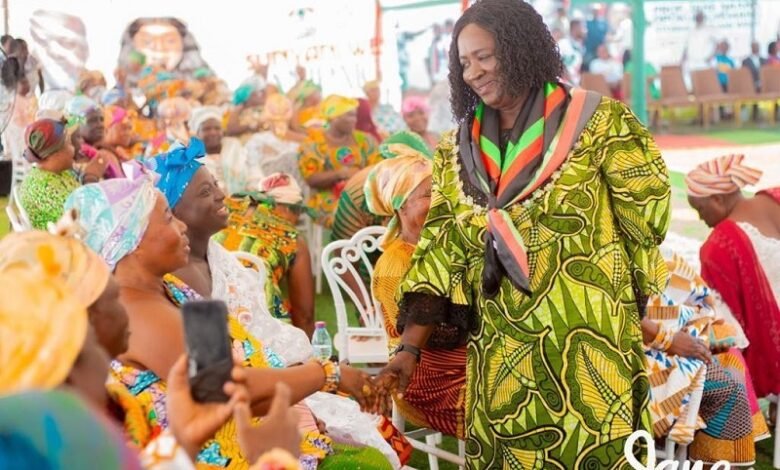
[589,44,624,89]
[682,11,719,72]
[557,19,586,85]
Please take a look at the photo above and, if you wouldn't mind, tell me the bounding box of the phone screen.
[181,300,232,402]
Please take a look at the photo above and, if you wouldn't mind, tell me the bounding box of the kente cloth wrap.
[23,118,67,161]
[65,174,159,271]
[0,269,87,394]
[152,137,206,209]
[644,253,767,465]
[364,155,432,247]
[685,154,763,197]
[459,82,599,295]
[0,230,110,307]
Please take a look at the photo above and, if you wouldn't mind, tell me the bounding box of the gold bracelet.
[315,358,340,393]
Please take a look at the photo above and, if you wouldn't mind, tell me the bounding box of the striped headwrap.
[685,154,763,198]
[364,154,432,247]
[459,82,601,296]
[23,119,68,162]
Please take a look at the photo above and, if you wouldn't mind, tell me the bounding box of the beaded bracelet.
[650,322,674,351]
[316,358,341,393]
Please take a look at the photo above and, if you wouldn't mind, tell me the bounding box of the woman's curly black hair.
[448,0,563,123]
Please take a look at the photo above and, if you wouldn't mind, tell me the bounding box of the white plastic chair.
[655,367,705,463]
[321,225,465,469]
[321,225,389,366]
[6,185,31,232]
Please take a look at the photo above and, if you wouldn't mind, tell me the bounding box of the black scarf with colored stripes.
[459,82,570,297]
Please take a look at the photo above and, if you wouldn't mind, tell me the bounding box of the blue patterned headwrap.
[64,173,159,271]
[151,137,206,209]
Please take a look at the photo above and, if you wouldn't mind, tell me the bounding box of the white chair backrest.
[321,225,387,334]
[7,185,31,232]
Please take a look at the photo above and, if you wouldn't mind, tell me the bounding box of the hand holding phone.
[181,300,234,403]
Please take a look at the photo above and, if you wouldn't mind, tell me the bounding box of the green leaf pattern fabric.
[400,98,670,469]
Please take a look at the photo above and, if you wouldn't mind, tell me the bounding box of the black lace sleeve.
[397,292,473,349]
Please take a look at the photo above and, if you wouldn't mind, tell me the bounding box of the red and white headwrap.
[685,154,763,198]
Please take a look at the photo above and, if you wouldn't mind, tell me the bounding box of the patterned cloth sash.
[459,83,601,296]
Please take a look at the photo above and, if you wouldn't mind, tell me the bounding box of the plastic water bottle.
[311,321,333,361]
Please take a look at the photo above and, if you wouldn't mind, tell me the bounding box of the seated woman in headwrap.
[331,131,431,242]
[214,173,315,335]
[145,96,192,156]
[64,150,395,469]
[243,93,307,187]
[288,78,323,131]
[685,154,780,402]
[35,89,74,121]
[367,155,467,439]
[298,95,381,228]
[401,96,439,152]
[363,80,403,138]
[152,153,411,468]
[18,119,88,229]
[640,253,769,466]
[65,95,125,180]
[356,98,382,143]
[0,256,256,468]
[189,105,258,196]
[225,75,268,142]
[0,226,304,469]
[102,105,142,162]
[76,69,107,99]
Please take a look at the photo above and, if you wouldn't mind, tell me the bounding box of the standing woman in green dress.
[375,0,671,468]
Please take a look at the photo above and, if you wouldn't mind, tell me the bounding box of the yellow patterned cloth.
[400,98,670,468]
[297,128,380,227]
[0,269,88,393]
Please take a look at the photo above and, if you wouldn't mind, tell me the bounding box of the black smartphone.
[181,300,233,403]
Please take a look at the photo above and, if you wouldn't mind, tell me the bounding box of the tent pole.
[631,0,648,124]
[3,0,8,36]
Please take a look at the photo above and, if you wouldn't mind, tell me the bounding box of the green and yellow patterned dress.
[399,98,671,469]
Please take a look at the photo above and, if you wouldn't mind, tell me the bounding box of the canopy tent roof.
[380,0,461,11]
